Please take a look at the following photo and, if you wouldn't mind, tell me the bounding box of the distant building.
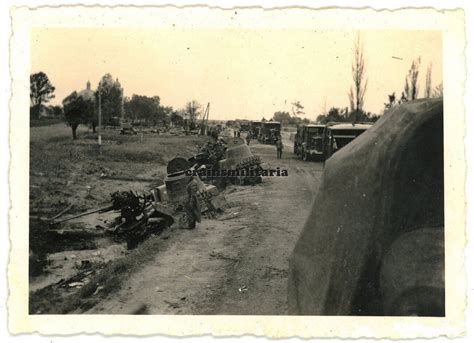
[78,80,95,101]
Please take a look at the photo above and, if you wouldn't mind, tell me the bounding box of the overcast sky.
[31,28,442,120]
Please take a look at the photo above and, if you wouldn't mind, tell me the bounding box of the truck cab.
[258,121,281,144]
[298,124,326,161]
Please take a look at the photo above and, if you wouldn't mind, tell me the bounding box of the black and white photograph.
[5,3,468,339]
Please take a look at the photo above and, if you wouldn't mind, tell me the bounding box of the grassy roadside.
[29,123,210,313]
[29,225,179,314]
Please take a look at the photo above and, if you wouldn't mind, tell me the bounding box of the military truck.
[294,124,326,161]
[239,120,250,132]
[120,122,138,135]
[323,122,373,160]
[249,121,262,139]
[258,121,281,144]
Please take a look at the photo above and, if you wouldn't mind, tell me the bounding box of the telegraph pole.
[98,82,102,146]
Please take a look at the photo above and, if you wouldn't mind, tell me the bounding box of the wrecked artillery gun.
[189,137,263,186]
[154,157,228,219]
[218,137,263,185]
[44,158,228,250]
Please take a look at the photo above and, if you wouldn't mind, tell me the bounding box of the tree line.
[31,38,444,138]
[30,72,204,139]
[316,34,443,124]
[384,58,443,110]
[272,101,310,125]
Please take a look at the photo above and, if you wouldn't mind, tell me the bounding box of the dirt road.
[87,132,324,315]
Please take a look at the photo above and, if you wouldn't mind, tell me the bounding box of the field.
[29,123,210,311]
[29,123,324,314]
[30,123,208,216]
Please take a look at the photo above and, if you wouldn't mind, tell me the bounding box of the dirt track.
[87,132,324,315]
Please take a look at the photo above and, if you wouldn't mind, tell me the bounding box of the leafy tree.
[317,106,379,124]
[162,106,174,117]
[273,111,291,123]
[317,107,345,124]
[170,111,184,127]
[129,95,156,123]
[184,100,201,123]
[30,72,55,119]
[288,116,306,125]
[50,105,63,117]
[96,73,123,126]
[123,94,170,125]
[63,91,95,139]
[348,34,368,121]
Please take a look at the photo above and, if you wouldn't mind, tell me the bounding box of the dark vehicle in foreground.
[258,121,281,144]
[289,98,444,316]
[294,124,326,161]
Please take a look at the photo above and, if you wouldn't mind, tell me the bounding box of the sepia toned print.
[9,5,465,338]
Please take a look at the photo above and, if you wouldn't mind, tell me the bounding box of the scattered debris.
[238,285,248,293]
[50,204,73,220]
[93,285,104,295]
[218,212,240,221]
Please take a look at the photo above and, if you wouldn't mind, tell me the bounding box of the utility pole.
[98,82,102,146]
[120,86,125,125]
[200,102,210,135]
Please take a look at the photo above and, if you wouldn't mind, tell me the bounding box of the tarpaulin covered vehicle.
[288,98,444,316]
[323,122,373,160]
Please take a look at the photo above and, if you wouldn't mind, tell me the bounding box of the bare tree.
[405,57,421,101]
[348,34,368,117]
[425,63,432,98]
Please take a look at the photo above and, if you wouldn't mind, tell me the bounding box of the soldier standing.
[276,136,283,159]
[184,177,201,229]
[246,134,251,145]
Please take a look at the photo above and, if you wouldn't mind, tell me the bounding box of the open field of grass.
[30,123,209,216]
